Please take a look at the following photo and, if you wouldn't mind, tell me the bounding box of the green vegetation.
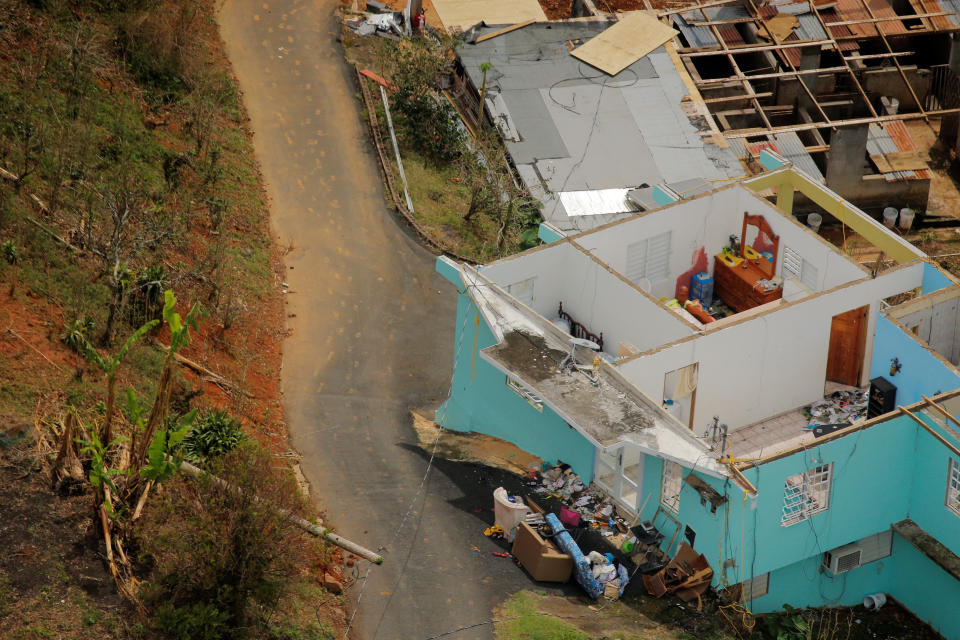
[0,0,335,637]
[347,32,542,262]
[497,592,590,640]
[181,407,245,464]
[0,0,270,350]
[140,443,323,640]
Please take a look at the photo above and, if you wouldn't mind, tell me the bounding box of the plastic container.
[493,486,530,543]
[898,208,915,231]
[690,272,714,306]
[881,96,900,115]
[807,213,823,232]
[882,207,898,228]
[863,593,887,610]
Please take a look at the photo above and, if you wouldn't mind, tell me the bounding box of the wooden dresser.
[713,255,782,313]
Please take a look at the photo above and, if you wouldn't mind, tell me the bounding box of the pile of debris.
[805,388,868,428]
[641,543,713,607]
[532,464,629,537]
[345,1,406,39]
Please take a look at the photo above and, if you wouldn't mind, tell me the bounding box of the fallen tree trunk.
[177,459,384,564]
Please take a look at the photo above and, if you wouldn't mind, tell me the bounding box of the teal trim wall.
[921,262,954,295]
[752,552,891,611]
[752,533,960,639]
[886,534,960,640]
[537,223,566,244]
[904,410,960,551]
[870,316,960,404]
[647,413,960,637]
[436,292,596,479]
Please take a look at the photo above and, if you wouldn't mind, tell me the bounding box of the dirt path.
[216,1,544,637]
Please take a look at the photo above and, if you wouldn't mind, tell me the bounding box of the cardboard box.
[511,522,573,583]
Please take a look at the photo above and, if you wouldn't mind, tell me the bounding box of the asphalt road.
[217,2,550,638]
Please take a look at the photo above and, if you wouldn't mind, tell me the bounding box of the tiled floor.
[725,382,861,460]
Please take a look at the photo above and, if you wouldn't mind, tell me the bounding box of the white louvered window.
[661,460,682,515]
[782,464,833,526]
[739,572,769,603]
[626,231,672,284]
[507,277,536,307]
[782,246,802,281]
[781,247,819,291]
[506,376,543,411]
[947,459,960,517]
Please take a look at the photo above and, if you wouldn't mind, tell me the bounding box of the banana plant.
[78,318,159,449]
[141,408,197,484]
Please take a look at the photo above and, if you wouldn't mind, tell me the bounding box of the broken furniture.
[512,521,574,583]
[556,302,604,352]
[642,542,713,605]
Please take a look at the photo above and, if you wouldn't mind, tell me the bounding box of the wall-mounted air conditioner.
[822,530,892,575]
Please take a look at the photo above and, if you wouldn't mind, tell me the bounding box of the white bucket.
[493,486,530,542]
[899,208,915,231]
[882,207,898,229]
[881,96,900,116]
[863,593,887,610]
[807,213,822,232]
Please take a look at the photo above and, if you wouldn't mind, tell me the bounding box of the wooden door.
[826,306,868,386]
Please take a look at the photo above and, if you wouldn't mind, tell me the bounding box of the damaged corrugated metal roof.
[457,21,744,234]
[728,132,825,182]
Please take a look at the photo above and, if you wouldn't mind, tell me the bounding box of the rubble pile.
[805,388,869,427]
[532,464,627,537]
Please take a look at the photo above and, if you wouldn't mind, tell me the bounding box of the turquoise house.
[435,169,960,637]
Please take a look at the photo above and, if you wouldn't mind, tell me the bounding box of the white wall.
[577,187,742,299]
[481,241,696,354]
[892,292,960,365]
[735,188,866,291]
[480,242,576,319]
[575,185,866,302]
[616,263,925,431]
[558,252,695,354]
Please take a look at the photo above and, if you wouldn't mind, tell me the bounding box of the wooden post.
[921,395,960,439]
[176,459,385,564]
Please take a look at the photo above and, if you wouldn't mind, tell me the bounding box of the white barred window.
[661,461,682,515]
[947,459,960,517]
[506,376,543,412]
[781,464,833,526]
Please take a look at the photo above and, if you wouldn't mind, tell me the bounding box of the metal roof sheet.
[558,189,639,216]
[728,133,824,182]
[457,21,743,233]
[868,123,917,181]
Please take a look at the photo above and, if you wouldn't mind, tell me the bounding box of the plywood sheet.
[870,151,929,173]
[759,14,799,42]
[431,0,546,30]
[571,12,679,76]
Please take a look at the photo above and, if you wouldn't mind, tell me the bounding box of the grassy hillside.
[0,0,347,637]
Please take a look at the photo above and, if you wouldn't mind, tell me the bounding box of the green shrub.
[0,240,19,264]
[61,317,96,353]
[181,409,244,464]
[139,444,308,639]
[154,602,231,640]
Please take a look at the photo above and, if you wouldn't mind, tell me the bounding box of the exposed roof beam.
[722,107,960,137]
[678,39,832,56]
[703,91,774,103]
[695,65,847,85]
[823,11,953,26]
